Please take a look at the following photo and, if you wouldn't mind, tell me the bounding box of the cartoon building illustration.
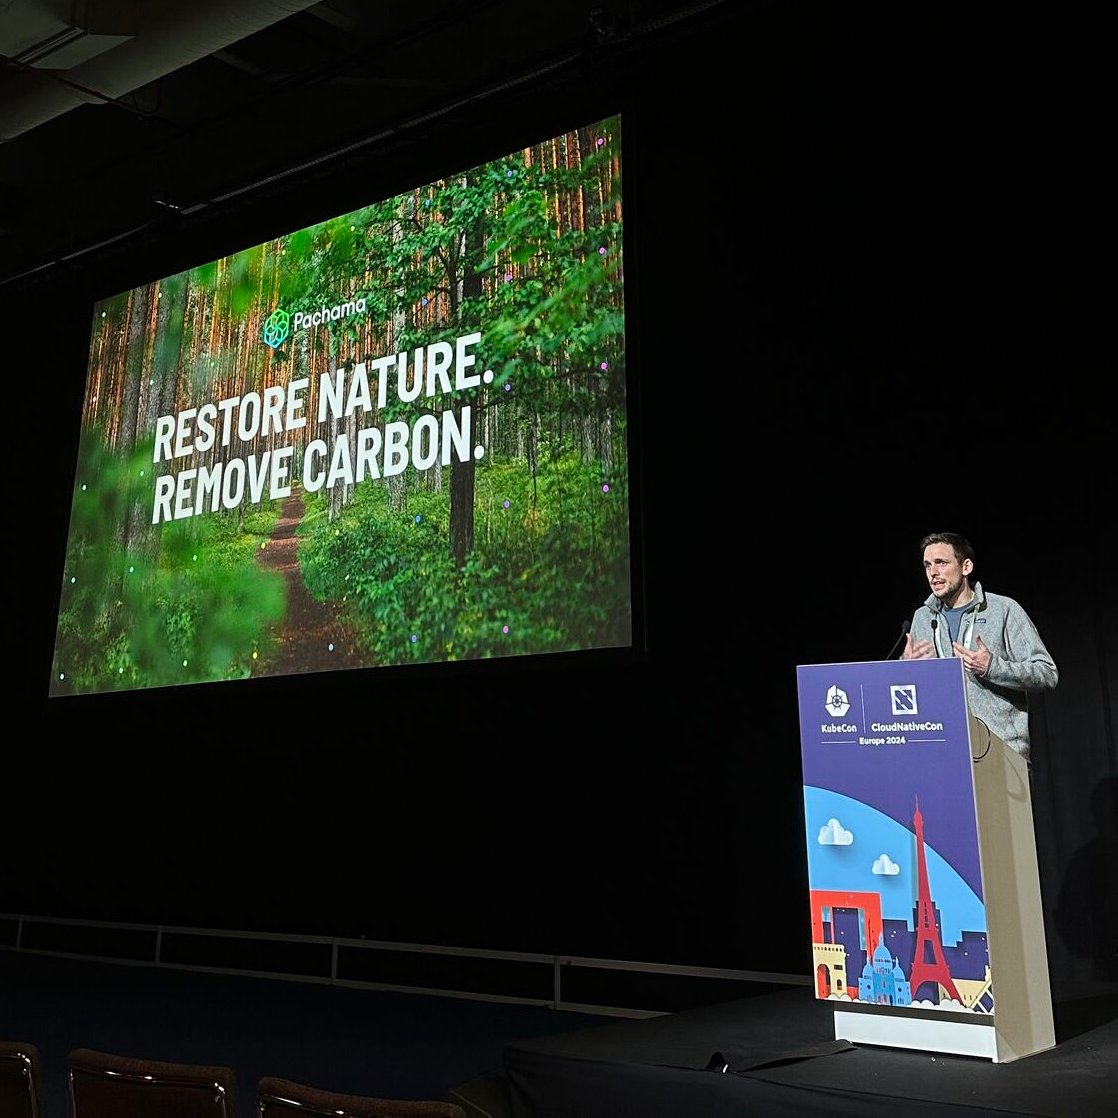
[809,890,881,1000]
[858,932,912,1005]
[908,796,964,1004]
[808,799,982,1008]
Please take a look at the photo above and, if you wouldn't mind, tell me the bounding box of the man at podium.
[901,531,1058,759]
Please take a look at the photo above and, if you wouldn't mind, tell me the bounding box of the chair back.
[68,1048,237,1118]
[0,1040,44,1118]
[257,1075,467,1118]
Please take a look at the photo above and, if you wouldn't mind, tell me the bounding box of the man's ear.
[963,559,974,577]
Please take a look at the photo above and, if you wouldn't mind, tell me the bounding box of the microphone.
[885,619,910,660]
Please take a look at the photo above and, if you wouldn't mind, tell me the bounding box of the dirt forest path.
[252,487,366,679]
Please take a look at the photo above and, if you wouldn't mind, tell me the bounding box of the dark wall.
[8,3,1114,988]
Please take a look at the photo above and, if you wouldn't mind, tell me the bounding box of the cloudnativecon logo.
[262,296,368,348]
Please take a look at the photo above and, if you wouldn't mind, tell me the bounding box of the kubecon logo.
[262,296,368,348]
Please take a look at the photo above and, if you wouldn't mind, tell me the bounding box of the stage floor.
[3,949,1114,1118]
[502,984,1118,1117]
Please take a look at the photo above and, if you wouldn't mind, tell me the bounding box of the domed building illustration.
[858,932,912,1006]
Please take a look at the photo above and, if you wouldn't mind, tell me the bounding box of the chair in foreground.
[257,1075,467,1118]
[68,1047,237,1118]
[0,1040,45,1118]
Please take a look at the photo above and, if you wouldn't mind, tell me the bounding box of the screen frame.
[43,100,648,705]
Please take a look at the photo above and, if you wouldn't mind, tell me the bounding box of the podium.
[796,657,1055,1063]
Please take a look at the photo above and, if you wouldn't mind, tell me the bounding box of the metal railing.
[0,912,807,1018]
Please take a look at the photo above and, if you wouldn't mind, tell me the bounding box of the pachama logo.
[262,296,369,349]
[262,309,290,349]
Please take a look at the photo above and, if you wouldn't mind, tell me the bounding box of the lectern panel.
[797,661,990,1014]
[796,657,1054,1062]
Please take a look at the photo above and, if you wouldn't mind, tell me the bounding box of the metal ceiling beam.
[0,0,319,141]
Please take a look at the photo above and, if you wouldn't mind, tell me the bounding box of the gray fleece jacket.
[908,580,1058,757]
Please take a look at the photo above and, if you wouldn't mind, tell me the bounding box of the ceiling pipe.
[0,0,319,141]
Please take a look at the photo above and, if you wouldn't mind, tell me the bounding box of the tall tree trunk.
[118,284,155,556]
[449,203,484,568]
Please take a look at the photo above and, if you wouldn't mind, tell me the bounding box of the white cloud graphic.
[872,854,901,875]
[817,818,853,845]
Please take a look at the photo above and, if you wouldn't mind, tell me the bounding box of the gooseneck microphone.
[885,619,911,660]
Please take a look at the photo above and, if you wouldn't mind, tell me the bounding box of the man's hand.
[954,634,991,676]
[901,632,936,660]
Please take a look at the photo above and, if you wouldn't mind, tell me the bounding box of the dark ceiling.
[0,0,740,293]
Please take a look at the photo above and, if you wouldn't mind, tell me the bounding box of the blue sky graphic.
[804,786,985,943]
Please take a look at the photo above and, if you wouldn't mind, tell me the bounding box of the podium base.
[833,1006,998,1061]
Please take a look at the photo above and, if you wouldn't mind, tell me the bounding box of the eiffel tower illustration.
[907,796,963,1004]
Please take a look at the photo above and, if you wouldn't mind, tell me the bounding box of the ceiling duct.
[0,0,319,141]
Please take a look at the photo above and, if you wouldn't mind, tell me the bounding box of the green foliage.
[289,118,631,667]
[226,249,258,318]
[298,449,631,667]
[51,427,285,694]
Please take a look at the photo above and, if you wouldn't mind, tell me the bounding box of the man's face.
[923,542,972,605]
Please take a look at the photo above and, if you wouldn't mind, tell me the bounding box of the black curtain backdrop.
[7,3,1114,992]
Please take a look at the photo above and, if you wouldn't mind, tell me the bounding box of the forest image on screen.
[50,114,630,696]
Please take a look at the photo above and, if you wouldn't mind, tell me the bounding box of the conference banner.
[797,658,993,1015]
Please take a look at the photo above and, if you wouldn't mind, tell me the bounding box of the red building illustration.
[808,889,882,999]
[907,796,963,1004]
